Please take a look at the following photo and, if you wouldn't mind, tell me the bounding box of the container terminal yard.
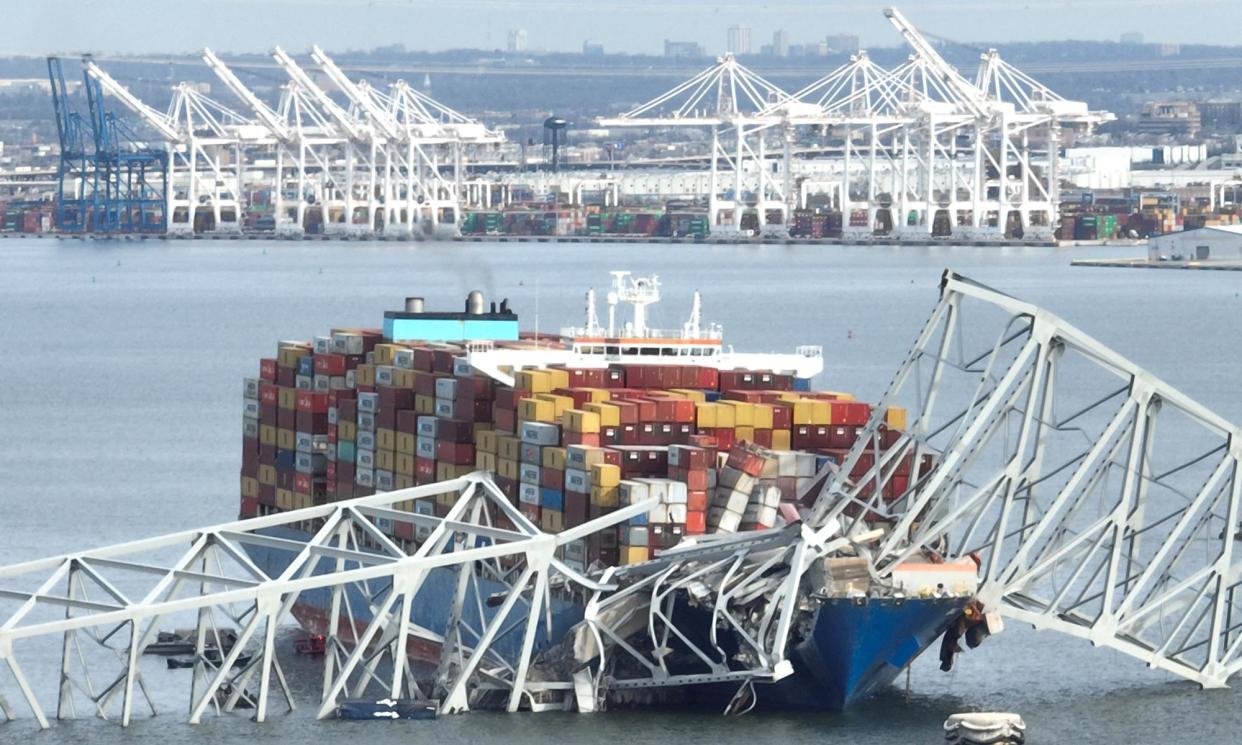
[11,9,1123,245]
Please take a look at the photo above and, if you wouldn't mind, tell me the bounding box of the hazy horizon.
[3,0,1238,58]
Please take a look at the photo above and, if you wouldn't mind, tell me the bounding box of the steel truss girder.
[0,473,657,729]
[808,271,1242,689]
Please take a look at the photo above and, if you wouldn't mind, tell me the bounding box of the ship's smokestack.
[404,296,425,313]
[466,290,485,315]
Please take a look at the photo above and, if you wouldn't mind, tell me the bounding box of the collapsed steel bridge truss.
[0,471,858,730]
[809,271,1242,688]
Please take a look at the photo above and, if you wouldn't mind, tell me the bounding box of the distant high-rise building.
[727,25,752,55]
[664,40,705,59]
[507,29,528,53]
[772,29,790,58]
[824,33,859,54]
[1120,32,1145,45]
[582,40,605,56]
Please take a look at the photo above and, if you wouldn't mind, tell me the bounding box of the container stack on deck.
[241,329,915,570]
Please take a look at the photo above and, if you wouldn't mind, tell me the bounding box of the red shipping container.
[685,510,707,534]
[296,410,328,432]
[457,376,495,401]
[541,468,565,491]
[412,347,436,372]
[704,428,735,451]
[296,391,329,413]
[394,521,415,540]
[431,350,456,374]
[277,367,295,387]
[294,472,313,495]
[259,358,278,381]
[397,410,419,434]
[240,496,260,518]
[437,418,475,444]
[832,401,872,426]
[726,445,767,477]
[827,425,858,449]
[772,404,792,430]
[495,387,531,410]
[260,382,279,406]
[619,424,641,445]
[519,503,541,524]
[601,426,621,445]
[601,448,623,466]
[686,490,709,512]
[494,407,517,433]
[624,365,648,388]
[753,429,772,448]
[436,441,475,465]
[604,366,626,388]
[452,396,492,422]
[314,354,347,376]
[414,372,440,397]
[611,400,639,425]
[556,388,596,408]
[564,491,589,526]
[564,431,601,448]
[377,386,415,412]
[327,461,337,482]
[415,457,436,484]
[338,398,358,421]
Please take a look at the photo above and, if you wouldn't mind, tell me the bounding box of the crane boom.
[271,46,367,142]
[309,46,401,142]
[202,48,290,141]
[82,59,181,142]
[882,7,988,116]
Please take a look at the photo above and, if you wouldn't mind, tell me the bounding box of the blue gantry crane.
[81,57,168,234]
[47,56,168,234]
[47,57,92,231]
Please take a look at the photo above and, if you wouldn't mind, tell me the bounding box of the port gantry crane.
[83,59,259,236]
[598,52,806,237]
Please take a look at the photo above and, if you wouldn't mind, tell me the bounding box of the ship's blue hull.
[245,527,967,711]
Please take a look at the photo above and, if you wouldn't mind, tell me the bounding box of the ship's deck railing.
[558,326,725,341]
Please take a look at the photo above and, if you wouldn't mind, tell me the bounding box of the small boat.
[337,699,439,721]
[145,629,237,656]
[944,712,1026,745]
[294,634,326,655]
[166,651,252,670]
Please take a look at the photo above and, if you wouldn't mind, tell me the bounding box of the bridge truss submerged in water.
[2,271,1240,729]
[49,7,1109,241]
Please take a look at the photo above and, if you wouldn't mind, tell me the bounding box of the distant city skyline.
[3,0,1238,57]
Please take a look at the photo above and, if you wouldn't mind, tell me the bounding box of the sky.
[4,0,1240,57]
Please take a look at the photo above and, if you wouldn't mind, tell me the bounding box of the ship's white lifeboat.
[943,712,1026,745]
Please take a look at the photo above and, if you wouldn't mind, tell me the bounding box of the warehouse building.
[1148,224,1242,260]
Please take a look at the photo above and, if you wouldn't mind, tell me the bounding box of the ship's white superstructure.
[466,271,823,386]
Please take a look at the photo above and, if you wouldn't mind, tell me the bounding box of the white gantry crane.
[598,53,804,237]
[83,59,265,237]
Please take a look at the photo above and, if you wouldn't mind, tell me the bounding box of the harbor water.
[2,238,1241,743]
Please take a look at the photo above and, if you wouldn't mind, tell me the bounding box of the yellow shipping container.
[377,428,396,451]
[278,387,297,410]
[591,463,621,488]
[497,458,520,481]
[822,391,856,401]
[578,388,611,403]
[395,474,415,490]
[395,452,416,477]
[546,368,570,390]
[735,426,755,443]
[771,429,791,450]
[240,476,259,498]
[259,424,277,446]
[590,484,619,507]
[584,402,621,427]
[476,429,498,454]
[355,364,375,387]
[396,432,416,456]
[497,435,522,461]
[668,388,707,402]
[415,395,435,415]
[373,343,401,366]
[258,464,277,486]
[376,449,395,472]
[476,451,497,472]
[276,488,294,511]
[541,509,564,533]
[537,393,574,418]
[518,397,556,423]
[722,400,755,426]
[516,369,553,393]
[563,408,601,433]
[392,368,416,388]
[338,420,357,441]
[276,428,295,450]
[542,446,567,471]
[437,462,471,481]
[753,403,775,430]
[886,407,908,431]
[792,399,831,425]
[621,546,650,565]
[696,402,736,429]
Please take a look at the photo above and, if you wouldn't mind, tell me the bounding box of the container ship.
[238,272,979,711]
